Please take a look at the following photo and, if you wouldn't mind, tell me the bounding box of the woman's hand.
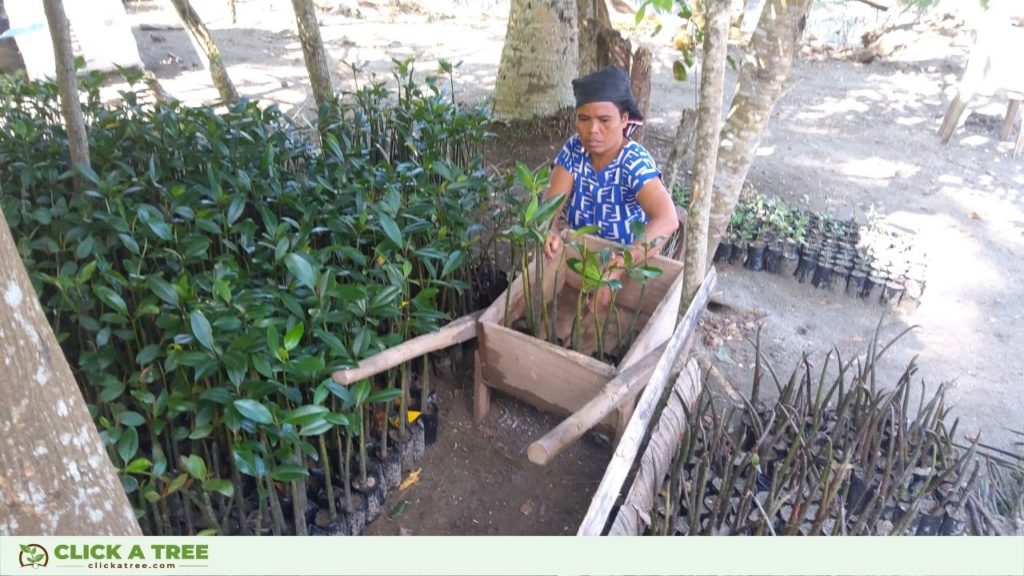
[544,231,563,260]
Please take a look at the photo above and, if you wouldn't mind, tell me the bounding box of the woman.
[543,65,679,310]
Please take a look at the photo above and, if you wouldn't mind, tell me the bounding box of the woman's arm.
[634,176,680,257]
[542,164,574,259]
[591,177,679,311]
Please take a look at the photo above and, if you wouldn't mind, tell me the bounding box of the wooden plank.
[479,320,612,420]
[577,266,717,535]
[527,342,666,466]
[618,264,685,371]
[332,311,481,385]
[608,358,701,535]
[473,349,490,425]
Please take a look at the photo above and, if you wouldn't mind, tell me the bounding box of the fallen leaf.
[399,468,422,492]
[520,500,534,516]
[970,211,981,220]
[390,499,407,519]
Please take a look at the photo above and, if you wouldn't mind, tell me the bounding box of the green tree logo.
[18,544,48,568]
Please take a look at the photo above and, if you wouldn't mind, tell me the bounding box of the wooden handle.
[527,342,666,466]
[331,311,482,385]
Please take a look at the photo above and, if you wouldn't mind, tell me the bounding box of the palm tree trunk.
[494,0,579,121]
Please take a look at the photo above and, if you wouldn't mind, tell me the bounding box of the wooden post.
[473,349,490,425]
[577,266,716,535]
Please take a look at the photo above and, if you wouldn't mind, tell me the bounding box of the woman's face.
[576,102,628,159]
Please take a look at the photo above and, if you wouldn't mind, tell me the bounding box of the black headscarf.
[571,65,644,122]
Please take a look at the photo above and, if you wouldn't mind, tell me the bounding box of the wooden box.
[473,235,685,436]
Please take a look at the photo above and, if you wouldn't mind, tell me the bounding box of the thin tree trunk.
[0,205,141,536]
[628,47,652,143]
[41,0,89,171]
[705,0,812,270]
[683,0,731,304]
[663,108,698,191]
[168,0,239,104]
[495,0,578,121]
[290,0,334,123]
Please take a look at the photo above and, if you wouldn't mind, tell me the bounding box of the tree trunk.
[41,0,89,171]
[578,0,632,76]
[0,206,141,536]
[168,0,239,104]
[683,0,731,304]
[494,0,578,121]
[628,46,652,143]
[662,108,698,191]
[705,0,812,270]
[290,0,334,122]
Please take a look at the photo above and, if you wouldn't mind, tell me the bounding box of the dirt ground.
[118,0,1023,535]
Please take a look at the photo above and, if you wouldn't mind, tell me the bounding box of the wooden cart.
[472,235,686,441]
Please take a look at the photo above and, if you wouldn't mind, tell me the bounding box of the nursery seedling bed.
[475,235,686,438]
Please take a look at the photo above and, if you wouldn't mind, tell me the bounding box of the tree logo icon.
[18,544,48,568]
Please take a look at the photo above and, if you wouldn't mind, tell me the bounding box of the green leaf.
[118,426,139,463]
[196,528,219,536]
[227,197,246,225]
[146,219,173,241]
[99,378,126,402]
[146,276,179,307]
[269,464,309,482]
[184,454,208,481]
[203,478,234,498]
[672,60,688,82]
[367,387,402,404]
[389,499,407,519]
[118,411,146,427]
[165,472,189,495]
[190,310,216,353]
[188,424,214,440]
[299,418,332,436]
[440,250,464,277]
[76,163,101,186]
[136,344,160,365]
[20,544,34,555]
[78,260,98,283]
[285,253,316,291]
[284,321,304,351]
[524,196,539,222]
[94,285,128,315]
[233,399,274,425]
[378,213,403,249]
[284,404,329,426]
[288,355,324,377]
[125,458,152,474]
[266,325,281,355]
[323,412,349,426]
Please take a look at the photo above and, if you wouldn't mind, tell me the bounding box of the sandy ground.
[117,0,1022,534]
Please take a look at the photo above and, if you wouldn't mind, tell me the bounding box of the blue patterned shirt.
[555,134,662,245]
